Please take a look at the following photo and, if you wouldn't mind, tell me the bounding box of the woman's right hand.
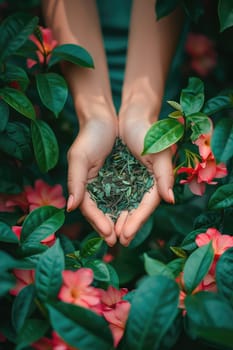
[66,109,118,246]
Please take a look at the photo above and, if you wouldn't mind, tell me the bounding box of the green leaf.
[124,275,179,350]
[35,239,64,302]
[208,183,233,210]
[180,77,205,115]
[12,284,36,333]
[0,271,15,296]
[84,259,110,282]
[80,237,103,258]
[155,0,179,20]
[170,246,187,258]
[167,100,182,111]
[216,248,233,303]
[31,120,59,172]
[167,258,185,277]
[0,122,33,162]
[211,117,233,163]
[181,228,205,251]
[0,99,9,131]
[46,301,113,350]
[142,119,184,155]
[0,87,35,120]
[49,43,94,68]
[0,250,33,271]
[183,242,214,293]
[36,73,68,117]
[186,113,211,141]
[129,215,154,248]
[3,63,29,91]
[218,0,233,32]
[0,221,19,243]
[203,95,233,115]
[144,253,174,278]
[20,206,65,244]
[0,13,38,62]
[185,292,233,349]
[15,318,49,350]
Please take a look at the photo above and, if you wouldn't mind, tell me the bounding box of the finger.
[67,152,88,211]
[152,148,175,204]
[119,185,160,246]
[115,211,129,237]
[80,192,117,246]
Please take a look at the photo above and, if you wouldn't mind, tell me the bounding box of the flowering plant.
[0,1,233,350]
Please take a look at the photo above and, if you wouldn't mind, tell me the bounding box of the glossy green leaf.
[0,13,38,62]
[3,63,29,91]
[181,228,205,251]
[144,254,174,279]
[12,284,36,333]
[123,275,179,350]
[36,73,68,117]
[216,248,233,303]
[183,242,214,293]
[20,206,65,244]
[0,271,15,296]
[167,258,185,278]
[155,0,179,20]
[15,318,49,350]
[80,237,103,258]
[203,95,233,115]
[167,100,182,111]
[84,259,110,282]
[129,215,154,248]
[35,239,64,302]
[0,122,32,162]
[0,221,19,243]
[218,0,233,32]
[31,120,59,172]
[185,292,233,349]
[0,250,33,271]
[186,113,211,141]
[180,77,204,115]
[49,43,94,68]
[170,246,187,258]
[211,117,233,163]
[0,87,35,120]
[0,99,9,131]
[46,301,113,350]
[142,119,184,155]
[208,183,233,210]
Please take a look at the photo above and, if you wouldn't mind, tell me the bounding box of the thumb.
[152,148,175,204]
[67,152,88,211]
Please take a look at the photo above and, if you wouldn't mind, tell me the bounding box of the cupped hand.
[116,103,175,246]
[66,114,118,246]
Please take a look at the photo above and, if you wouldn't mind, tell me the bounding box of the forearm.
[122,0,183,121]
[41,0,115,123]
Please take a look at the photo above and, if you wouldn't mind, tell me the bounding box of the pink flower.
[10,269,35,296]
[178,156,227,196]
[177,272,217,310]
[27,26,57,68]
[103,253,114,263]
[196,228,233,257]
[196,228,233,275]
[12,225,55,246]
[0,192,29,213]
[58,268,101,310]
[25,179,66,211]
[32,332,76,350]
[194,124,213,160]
[103,301,131,347]
[99,286,130,347]
[185,33,217,77]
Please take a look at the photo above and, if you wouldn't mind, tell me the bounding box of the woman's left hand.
[116,102,175,246]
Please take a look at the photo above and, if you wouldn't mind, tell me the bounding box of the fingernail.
[67,194,74,212]
[168,188,175,204]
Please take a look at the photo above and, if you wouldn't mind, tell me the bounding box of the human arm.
[41,0,118,245]
[117,0,184,245]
